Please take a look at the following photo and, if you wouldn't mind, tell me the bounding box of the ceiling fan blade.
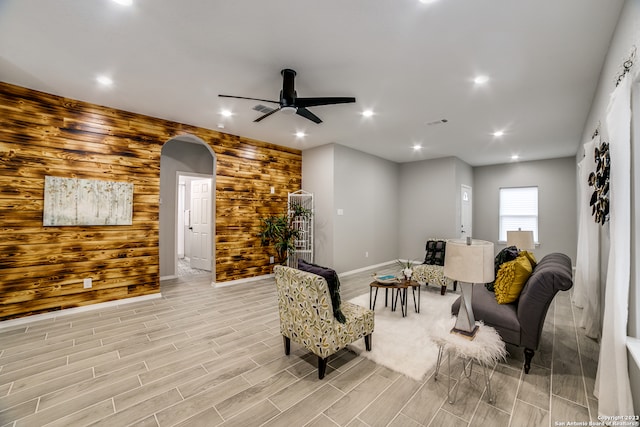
[254,107,281,122]
[218,94,280,105]
[296,107,322,124]
[295,97,356,108]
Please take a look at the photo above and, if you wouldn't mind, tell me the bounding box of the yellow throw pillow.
[520,250,537,268]
[494,254,533,304]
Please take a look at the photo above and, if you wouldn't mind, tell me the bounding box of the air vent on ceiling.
[426,119,449,126]
[253,104,275,114]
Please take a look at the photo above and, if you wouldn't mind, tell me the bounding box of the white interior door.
[190,179,212,271]
[461,185,472,239]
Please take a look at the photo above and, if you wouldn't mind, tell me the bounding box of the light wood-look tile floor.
[0,266,599,426]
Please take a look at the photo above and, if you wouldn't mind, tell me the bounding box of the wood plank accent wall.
[0,82,301,321]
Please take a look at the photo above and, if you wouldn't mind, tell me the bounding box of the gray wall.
[577,0,640,411]
[473,157,577,261]
[333,144,399,272]
[398,157,473,260]
[305,147,576,270]
[302,144,399,273]
[303,146,478,272]
[301,144,335,267]
[159,138,215,277]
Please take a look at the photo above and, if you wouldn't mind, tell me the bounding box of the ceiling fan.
[219,69,356,124]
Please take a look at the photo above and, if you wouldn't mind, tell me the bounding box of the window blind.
[499,186,538,242]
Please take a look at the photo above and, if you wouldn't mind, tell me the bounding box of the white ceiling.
[0,0,625,165]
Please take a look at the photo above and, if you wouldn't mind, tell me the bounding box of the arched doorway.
[159,135,216,281]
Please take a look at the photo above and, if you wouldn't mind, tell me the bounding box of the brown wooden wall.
[0,82,301,321]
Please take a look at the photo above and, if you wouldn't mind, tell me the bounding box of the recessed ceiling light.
[96,75,113,86]
[511,154,519,160]
[220,109,233,117]
[362,109,374,117]
[412,144,422,151]
[217,123,225,129]
[493,130,505,137]
[295,131,306,138]
[419,0,439,4]
[112,0,133,5]
[474,75,489,85]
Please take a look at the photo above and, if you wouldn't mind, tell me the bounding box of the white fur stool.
[431,318,506,404]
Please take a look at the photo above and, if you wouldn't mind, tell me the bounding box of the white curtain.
[595,75,634,417]
[573,138,601,339]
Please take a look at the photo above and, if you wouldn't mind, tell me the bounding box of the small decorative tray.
[374,274,400,284]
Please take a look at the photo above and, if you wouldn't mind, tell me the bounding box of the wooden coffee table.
[369,279,420,317]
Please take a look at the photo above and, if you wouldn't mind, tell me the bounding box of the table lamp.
[444,238,495,338]
[506,230,534,251]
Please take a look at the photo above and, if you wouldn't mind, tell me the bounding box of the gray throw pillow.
[297,259,346,323]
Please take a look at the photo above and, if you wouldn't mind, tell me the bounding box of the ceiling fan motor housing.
[281,68,297,106]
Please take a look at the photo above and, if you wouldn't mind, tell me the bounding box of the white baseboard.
[212,260,396,286]
[212,273,275,288]
[0,293,162,329]
[160,275,178,281]
[339,260,396,277]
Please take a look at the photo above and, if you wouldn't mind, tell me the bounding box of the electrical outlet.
[365,252,369,258]
[270,186,275,194]
[269,256,274,264]
[83,278,92,289]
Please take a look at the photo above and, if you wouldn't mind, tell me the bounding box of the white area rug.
[347,288,459,381]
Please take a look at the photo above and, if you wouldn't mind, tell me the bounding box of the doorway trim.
[176,171,214,276]
[460,184,473,239]
[160,134,216,284]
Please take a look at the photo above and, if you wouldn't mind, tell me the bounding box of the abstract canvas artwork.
[43,176,133,226]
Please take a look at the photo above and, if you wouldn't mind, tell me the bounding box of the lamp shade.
[444,239,495,284]
[506,230,534,251]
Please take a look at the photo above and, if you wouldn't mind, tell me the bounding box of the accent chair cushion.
[493,254,533,304]
[424,240,446,266]
[298,259,346,323]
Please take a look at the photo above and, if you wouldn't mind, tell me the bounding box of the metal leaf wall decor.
[588,142,610,225]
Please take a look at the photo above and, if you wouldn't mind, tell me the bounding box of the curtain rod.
[591,121,600,140]
[615,45,636,87]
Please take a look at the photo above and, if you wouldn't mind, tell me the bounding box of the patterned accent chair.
[412,239,457,295]
[274,265,374,379]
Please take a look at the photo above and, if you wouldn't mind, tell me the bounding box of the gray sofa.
[452,252,573,373]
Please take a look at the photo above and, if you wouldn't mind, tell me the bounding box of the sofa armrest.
[517,253,573,349]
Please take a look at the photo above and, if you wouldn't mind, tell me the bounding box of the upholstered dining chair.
[274,265,374,379]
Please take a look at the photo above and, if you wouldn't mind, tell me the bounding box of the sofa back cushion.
[298,259,346,323]
[424,240,446,266]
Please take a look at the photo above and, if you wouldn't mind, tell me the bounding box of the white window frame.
[499,186,539,243]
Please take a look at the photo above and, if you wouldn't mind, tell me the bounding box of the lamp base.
[450,325,479,340]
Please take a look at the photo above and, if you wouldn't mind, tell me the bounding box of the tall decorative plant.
[258,202,312,265]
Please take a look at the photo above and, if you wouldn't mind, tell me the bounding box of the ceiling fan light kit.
[281,106,297,115]
[219,68,356,124]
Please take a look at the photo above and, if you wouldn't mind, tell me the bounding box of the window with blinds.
[499,186,538,242]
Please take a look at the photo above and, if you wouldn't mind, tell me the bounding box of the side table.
[431,319,506,404]
[369,280,420,317]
